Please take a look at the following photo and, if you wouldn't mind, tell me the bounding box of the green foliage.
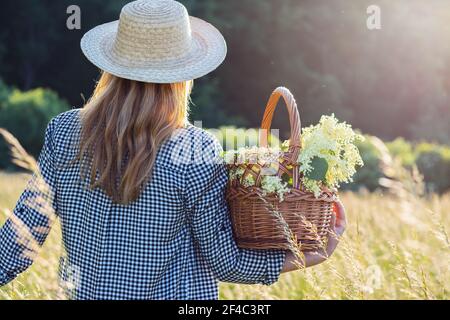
[0,82,69,169]
[304,157,328,181]
[415,143,450,193]
[345,136,384,192]
[387,138,416,167]
[345,136,450,193]
[0,79,10,105]
[1,0,449,141]
[189,78,246,128]
[384,140,450,193]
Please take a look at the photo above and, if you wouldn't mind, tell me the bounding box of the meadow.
[0,170,448,300]
[1,0,449,302]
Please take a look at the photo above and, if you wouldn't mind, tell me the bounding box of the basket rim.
[226,184,337,202]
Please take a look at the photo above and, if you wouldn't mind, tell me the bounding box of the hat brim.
[81,17,227,83]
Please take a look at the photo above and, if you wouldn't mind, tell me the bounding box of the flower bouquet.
[224,87,363,251]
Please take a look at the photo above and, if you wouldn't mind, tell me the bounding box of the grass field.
[0,171,448,300]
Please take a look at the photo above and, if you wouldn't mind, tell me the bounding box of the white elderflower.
[298,114,364,196]
[261,176,290,202]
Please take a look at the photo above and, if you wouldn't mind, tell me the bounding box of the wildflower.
[261,176,290,201]
[298,114,364,196]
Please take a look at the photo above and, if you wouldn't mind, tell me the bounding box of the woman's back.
[0,108,285,299]
[57,108,203,299]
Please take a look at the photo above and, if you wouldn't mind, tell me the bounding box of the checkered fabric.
[0,109,286,300]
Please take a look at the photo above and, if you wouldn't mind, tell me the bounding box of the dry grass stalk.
[0,128,58,278]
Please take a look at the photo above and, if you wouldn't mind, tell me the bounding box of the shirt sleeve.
[185,131,286,285]
[0,117,59,286]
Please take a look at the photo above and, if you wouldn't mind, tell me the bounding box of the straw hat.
[81,0,227,83]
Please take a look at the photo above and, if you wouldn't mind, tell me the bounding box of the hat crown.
[112,0,192,65]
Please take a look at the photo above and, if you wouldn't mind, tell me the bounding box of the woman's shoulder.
[45,108,82,160]
[184,124,223,166]
[183,123,222,151]
[48,108,81,132]
[51,108,82,140]
[162,124,223,169]
[52,108,81,128]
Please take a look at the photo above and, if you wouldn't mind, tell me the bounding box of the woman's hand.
[281,201,347,273]
[324,201,346,257]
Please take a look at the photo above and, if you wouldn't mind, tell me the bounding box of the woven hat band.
[112,0,193,65]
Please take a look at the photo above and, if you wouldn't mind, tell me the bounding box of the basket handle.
[259,87,302,163]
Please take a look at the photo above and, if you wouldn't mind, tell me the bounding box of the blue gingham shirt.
[0,109,286,300]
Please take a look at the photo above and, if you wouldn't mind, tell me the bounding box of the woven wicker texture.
[81,0,227,83]
[227,87,337,251]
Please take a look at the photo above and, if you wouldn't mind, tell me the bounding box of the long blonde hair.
[78,72,192,204]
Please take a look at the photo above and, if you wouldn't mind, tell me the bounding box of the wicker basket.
[226,87,337,251]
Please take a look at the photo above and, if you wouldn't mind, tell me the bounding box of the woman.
[0,0,345,300]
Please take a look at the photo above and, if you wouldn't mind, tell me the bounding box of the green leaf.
[305,157,328,181]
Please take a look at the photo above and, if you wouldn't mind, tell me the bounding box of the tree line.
[0,0,449,142]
